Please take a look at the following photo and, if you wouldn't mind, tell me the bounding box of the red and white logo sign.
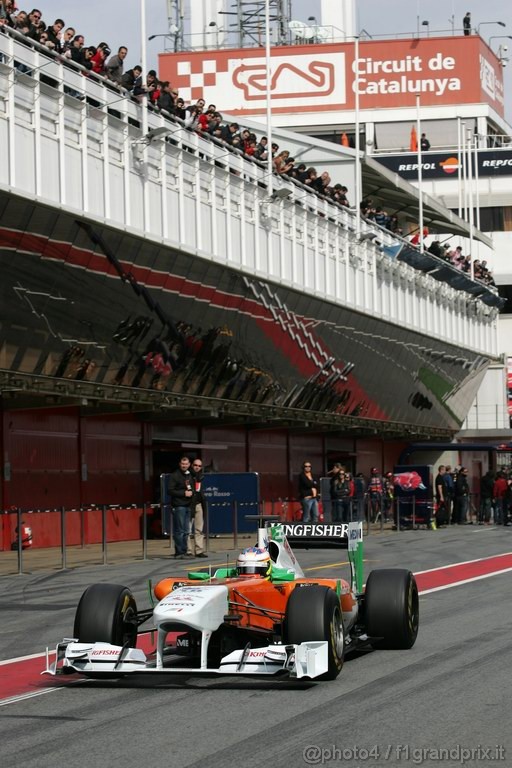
[159,37,504,119]
[165,50,346,113]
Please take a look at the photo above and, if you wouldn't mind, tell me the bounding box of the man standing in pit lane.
[167,455,194,559]
[188,458,208,558]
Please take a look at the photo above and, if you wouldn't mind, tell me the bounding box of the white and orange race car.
[44,521,418,682]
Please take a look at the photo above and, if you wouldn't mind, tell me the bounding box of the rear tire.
[365,569,419,650]
[283,586,344,680]
[73,583,138,647]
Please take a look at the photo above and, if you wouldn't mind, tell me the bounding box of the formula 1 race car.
[44,520,419,682]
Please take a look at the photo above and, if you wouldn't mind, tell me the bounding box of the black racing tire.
[283,586,344,680]
[364,569,419,650]
[73,583,138,647]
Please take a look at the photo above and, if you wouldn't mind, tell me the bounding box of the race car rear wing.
[269,521,364,594]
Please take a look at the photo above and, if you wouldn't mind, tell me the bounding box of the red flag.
[410,126,418,152]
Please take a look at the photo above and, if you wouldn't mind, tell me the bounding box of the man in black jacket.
[167,455,193,558]
[454,467,470,524]
[187,459,208,557]
[479,470,494,524]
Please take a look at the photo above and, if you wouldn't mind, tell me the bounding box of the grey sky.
[36,1,512,121]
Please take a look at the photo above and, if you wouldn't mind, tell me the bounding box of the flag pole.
[265,0,273,199]
[416,95,424,253]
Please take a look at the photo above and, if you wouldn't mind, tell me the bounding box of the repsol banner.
[376,150,512,180]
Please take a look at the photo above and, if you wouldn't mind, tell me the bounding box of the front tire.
[283,586,344,680]
[73,583,138,647]
[364,569,419,650]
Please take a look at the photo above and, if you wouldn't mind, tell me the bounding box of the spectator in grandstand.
[254,136,268,161]
[157,80,175,114]
[60,26,75,53]
[206,111,222,135]
[372,206,390,228]
[300,167,318,186]
[91,42,110,76]
[80,46,97,71]
[28,8,42,28]
[298,461,319,523]
[197,108,211,132]
[24,9,42,39]
[360,197,373,217]
[46,18,64,52]
[420,132,431,151]
[13,9,29,29]
[450,245,465,267]
[184,104,201,130]
[333,184,350,207]
[288,161,306,181]
[387,214,402,234]
[427,240,443,258]
[106,45,128,84]
[244,135,258,157]
[145,70,160,106]
[410,226,428,246]
[38,30,53,49]
[68,34,84,63]
[314,170,332,195]
[121,65,142,97]
[220,121,240,145]
[32,18,46,41]
[273,150,294,174]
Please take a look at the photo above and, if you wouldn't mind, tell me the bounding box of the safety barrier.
[1,493,490,575]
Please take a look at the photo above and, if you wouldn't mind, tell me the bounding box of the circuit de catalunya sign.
[159,35,504,117]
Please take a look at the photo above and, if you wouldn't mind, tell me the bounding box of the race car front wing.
[43,639,329,680]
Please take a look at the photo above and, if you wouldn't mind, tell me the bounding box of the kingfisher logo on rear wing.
[277,523,349,538]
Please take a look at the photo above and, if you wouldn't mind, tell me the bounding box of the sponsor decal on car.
[279,523,348,537]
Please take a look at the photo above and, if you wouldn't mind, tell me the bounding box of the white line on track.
[0,687,62,708]
[414,551,512,575]
[419,566,512,594]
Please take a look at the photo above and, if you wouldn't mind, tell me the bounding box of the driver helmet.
[236,547,271,579]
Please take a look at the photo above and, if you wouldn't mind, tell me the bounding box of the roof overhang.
[362,155,493,248]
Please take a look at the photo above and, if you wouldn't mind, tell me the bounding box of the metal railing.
[3,492,501,575]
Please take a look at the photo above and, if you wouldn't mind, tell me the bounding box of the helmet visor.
[237,563,269,576]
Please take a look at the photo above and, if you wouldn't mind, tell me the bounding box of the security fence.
[1,492,496,575]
